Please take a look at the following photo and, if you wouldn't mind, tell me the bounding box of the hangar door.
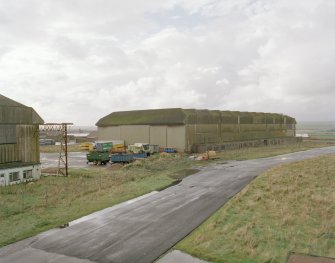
[149,126,167,147]
[167,126,185,151]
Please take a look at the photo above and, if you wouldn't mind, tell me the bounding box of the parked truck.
[127,143,159,156]
[86,140,125,165]
[110,153,147,164]
[86,151,110,165]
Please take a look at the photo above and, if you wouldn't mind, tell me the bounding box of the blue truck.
[110,153,147,164]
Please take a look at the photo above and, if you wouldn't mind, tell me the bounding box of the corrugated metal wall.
[0,144,19,163]
[0,125,39,164]
[0,106,33,124]
[16,125,39,163]
[185,114,296,151]
[0,97,43,166]
[0,125,16,144]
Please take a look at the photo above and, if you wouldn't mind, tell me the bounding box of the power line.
[39,123,73,176]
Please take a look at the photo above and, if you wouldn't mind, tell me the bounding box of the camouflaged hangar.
[0,94,44,186]
[96,108,296,152]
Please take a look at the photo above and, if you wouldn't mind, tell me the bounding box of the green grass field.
[176,154,335,263]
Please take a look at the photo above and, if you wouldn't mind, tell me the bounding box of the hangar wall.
[96,108,296,152]
[149,126,166,146]
[184,111,296,152]
[166,126,185,150]
[121,125,150,144]
[98,126,121,140]
[98,126,149,144]
[98,125,186,151]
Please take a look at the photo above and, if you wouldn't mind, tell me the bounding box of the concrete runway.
[1,147,335,263]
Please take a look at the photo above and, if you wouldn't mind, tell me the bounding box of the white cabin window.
[0,174,5,185]
[23,170,33,179]
[9,172,20,182]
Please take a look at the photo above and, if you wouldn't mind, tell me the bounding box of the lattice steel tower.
[39,123,73,176]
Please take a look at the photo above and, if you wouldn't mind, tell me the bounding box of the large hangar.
[0,94,44,186]
[96,108,296,152]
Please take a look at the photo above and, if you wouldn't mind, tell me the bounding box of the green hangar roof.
[96,108,296,126]
[0,94,44,124]
[96,108,188,126]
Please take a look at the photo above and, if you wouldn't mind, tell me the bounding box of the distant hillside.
[297,121,335,131]
[297,121,335,139]
[69,126,97,133]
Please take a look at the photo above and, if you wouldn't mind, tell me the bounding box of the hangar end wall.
[98,125,186,151]
[149,126,166,146]
[166,126,185,150]
[98,126,121,140]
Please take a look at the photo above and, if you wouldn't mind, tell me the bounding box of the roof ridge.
[0,94,27,107]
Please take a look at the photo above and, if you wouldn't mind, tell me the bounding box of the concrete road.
[41,152,89,169]
[1,147,335,263]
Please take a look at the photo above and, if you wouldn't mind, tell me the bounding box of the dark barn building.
[0,95,44,186]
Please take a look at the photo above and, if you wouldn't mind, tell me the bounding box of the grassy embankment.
[215,140,335,161]
[0,140,334,248]
[176,154,335,263]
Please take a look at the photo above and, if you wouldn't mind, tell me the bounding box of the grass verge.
[215,140,335,161]
[176,154,335,263]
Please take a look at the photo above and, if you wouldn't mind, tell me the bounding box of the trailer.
[110,153,147,164]
[86,151,110,165]
[86,140,126,165]
[94,141,113,152]
[127,143,159,155]
[94,140,124,152]
[163,147,177,153]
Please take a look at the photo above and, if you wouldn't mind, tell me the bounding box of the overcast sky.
[0,0,334,125]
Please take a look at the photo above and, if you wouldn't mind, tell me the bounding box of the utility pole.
[39,123,73,176]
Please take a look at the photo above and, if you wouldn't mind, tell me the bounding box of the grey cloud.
[0,46,12,59]
[53,36,90,60]
[0,0,334,124]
